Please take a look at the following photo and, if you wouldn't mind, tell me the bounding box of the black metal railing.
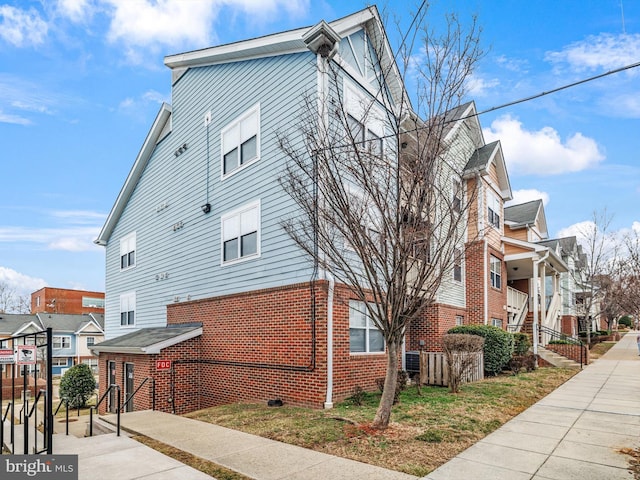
[121,377,155,413]
[25,389,48,454]
[90,384,120,437]
[53,398,70,436]
[0,401,12,453]
[539,325,587,368]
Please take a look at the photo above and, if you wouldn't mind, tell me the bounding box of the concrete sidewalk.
[424,331,640,479]
[103,410,416,480]
[53,332,639,480]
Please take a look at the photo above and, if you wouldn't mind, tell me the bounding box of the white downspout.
[483,241,489,324]
[324,270,335,409]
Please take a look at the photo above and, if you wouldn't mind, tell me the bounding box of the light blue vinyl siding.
[104,52,318,337]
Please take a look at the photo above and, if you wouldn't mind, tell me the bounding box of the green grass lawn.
[186,367,576,476]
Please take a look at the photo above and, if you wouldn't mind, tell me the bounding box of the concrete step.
[538,346,581,368]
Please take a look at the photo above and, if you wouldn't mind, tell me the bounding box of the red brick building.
[31,287,104,315]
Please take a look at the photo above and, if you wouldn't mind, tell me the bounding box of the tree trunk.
[372,341,399,429]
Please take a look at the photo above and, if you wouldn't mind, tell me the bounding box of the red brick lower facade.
[98,281,391,414]
[407,303,468,352]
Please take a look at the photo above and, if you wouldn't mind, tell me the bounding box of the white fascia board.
[502,236,548,253]
[95,103,172,246]
[12,321,43,336]
[142,327,203,354]
[75,320,104,335]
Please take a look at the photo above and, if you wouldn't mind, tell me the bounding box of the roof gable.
[464,140,512,200]
[504,199,548,239]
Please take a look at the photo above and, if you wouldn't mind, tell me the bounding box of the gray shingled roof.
[0,314,40,335]
[504,200,542,227]
[37,313,100,332]
[464,141,500,173]
[90,324,202,354]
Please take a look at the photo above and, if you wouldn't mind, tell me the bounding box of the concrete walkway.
[51,332,639,480]
[424,331,640,479]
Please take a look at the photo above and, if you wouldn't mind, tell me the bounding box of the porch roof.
[503,237,568,280]
[90,324,202,355]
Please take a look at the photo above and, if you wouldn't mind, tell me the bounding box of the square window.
[348,300,384,354]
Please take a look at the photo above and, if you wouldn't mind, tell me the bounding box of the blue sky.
[1,0,639,299]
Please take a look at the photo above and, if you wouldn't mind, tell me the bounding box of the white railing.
[543,292,561,331]
[507,287,528,332]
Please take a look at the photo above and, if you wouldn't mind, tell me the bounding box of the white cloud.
[465,74,499,97]
[102,0,309,64]
[546,33,640,73]
[0,210,105,252]
[0,5,48,47]
[483,115,605,175]
[495,55,529,73]
[0,266,47,298]
[506,189,550,207]
[118,90,168,118]
[104,0,219,53]
[56,0,94,23]
[0,110,31,126]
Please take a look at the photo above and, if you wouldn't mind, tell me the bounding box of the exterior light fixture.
[201,203,211,214]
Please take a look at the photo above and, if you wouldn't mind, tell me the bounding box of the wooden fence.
[418,351,484,386]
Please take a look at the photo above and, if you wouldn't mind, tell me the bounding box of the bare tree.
[0,281,31,314]
[443,334,484,393]
[614,229,640,326]
[574,210,619,343]
[279,8,483,429]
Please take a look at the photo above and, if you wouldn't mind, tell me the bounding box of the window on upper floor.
[120,232,136,270]
[490,255,502,290]
[452,180,462,214]
[221,104,260,177]
[86,337,95,347]
[344,81,385,155]
[120,292,136,327]
[453,248,463,282]
[53,336,71,349]
[82,297,105,308]
[349,300,384,354]
[487,192,501,229]
[221,201,260,264]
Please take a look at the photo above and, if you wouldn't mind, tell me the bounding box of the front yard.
[185,367,576,476]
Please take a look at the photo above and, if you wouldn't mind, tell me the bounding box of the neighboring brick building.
[31,287,104,315]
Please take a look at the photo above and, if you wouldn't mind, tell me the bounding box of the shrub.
[59,363,96,408]
[350,386,365,406]
[618,316,632,328]
[507,353,537,375]
[442,334,484,393]
[512,333,531,355]
[448,325,514,376]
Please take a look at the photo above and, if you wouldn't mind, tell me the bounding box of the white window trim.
[487,191,501,230]
[120,291,136,328]
[453,247,463,283]
[349,300,385,355]
[490,255,502,290]
[343,80,385,139]
[53,335,71,349]
[220,103,261,180]
[220,200,261,266]
[120,232,136,271]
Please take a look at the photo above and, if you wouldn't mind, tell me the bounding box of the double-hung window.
[487,192,501,229]
[349,300,384,353]
[344,82,384,155]
[221,201,260,263]
[453,248,463,282]
[120,292,136,327]
[53,336,71,349]
[221,104,260,177]
[120,232,136,270]
[452,180,462,214]
[490,255,502,289]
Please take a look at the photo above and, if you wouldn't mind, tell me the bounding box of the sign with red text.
[156,359,171,371]
[17,345,36,365]
[0,348,15,364]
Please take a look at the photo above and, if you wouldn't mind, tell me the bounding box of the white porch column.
[540,262,547,328]
[532,258,539,355]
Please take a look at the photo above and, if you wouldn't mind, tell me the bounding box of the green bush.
[619,316,632,328]
[59,364,96,408]
[447,325,514,376]
[512,333,531,355]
